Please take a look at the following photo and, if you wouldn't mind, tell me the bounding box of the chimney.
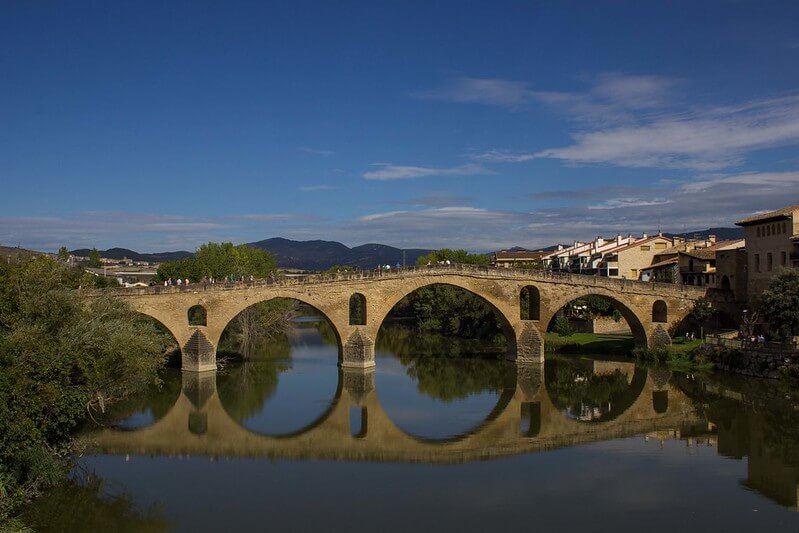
[642,232,648,239]
[708,234,716,244]
[617,234,623,245]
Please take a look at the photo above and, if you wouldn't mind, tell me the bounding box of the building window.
[782,251,787,266]
[655,242,667,249]
[755,254,760,272]
[767,253,773,271]
[757,227,761,237]
[641,245,650,251]
[784,222,788,234]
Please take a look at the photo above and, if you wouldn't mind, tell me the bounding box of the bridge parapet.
[95,264,709,299]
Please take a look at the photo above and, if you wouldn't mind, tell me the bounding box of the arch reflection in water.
[104,368,183,431]
[85,353,700,466]
[374,321,517,441]
[217,312,340,436]
[544,357,648,423]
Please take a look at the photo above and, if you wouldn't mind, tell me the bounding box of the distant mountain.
[246,238,433,270]
[69,247,193,262]
[672,227,744,241]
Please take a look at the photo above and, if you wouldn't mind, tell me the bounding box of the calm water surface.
[24,316,799,532]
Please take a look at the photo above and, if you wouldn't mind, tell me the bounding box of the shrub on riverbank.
[0,256,169,526]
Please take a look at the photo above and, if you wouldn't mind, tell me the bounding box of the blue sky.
[2,1,799,252]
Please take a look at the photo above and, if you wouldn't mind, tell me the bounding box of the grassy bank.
[545,332,635,355]
[546,332,713,371]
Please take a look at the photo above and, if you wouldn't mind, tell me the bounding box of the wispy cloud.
[298,147,335,156]
[427,73,799,171]
[412,77,536,108]
[535,95,799,170]
[588,197,671,210]
[362,163,486,181]
[415,73,677,116]
[405,192,474,207]
[468,150,537,163]
[234,213,303,221]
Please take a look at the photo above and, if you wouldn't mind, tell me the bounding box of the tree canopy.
[156,242,277,282]
[415,249,490,266]
[0,256,168,524]
[88,248,102,268]
[762,268,799,338]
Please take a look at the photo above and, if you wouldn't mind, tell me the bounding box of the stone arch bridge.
[103,265,708,371]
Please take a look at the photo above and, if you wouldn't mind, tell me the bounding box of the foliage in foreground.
[0,256,169,524]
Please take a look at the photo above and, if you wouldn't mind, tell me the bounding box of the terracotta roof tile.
[735,204,799,226]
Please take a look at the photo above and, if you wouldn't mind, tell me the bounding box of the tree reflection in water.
[216,334,292,422]
[22,471,169,532]
[96,369,183,430]
[545,358,638,422]
[376,324,507,401]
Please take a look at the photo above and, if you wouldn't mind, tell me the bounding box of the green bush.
[552,315,574,337]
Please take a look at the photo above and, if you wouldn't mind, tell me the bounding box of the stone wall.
[702,344,799,379]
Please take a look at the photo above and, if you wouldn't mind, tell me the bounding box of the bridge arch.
[543,289,649,347]
[217,296,344,362]
[372,280,520,356]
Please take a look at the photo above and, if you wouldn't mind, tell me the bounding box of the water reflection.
[53,321,799,529]
[98,368,183,431]
[216,322,339,436]
[544,358,647,423]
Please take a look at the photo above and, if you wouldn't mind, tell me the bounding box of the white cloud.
[358,210,409,222]
[362,163,486,181]
[468,150,537,163]
[588,198,672,210]
[424,74,799,171]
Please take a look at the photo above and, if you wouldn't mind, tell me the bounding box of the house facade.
[735,204,799,307]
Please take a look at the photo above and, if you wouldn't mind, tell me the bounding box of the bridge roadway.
[82,362,704,464]
[103,265,709,371]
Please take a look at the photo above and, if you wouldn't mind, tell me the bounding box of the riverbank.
[545,332,712,370]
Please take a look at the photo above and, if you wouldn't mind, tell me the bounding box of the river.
[21,314,799,531]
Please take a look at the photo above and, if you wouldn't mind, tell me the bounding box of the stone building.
[715,246,748,303]
[597,234,675,279]
[491,250,547,268]
[735,204,799,307]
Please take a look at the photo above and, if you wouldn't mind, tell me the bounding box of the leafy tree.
[689,296,716,340]
[88,248,102,268]
[415,249,490,266]
[156,242,277,282]
[762,268,799,338]
[0,255,168,524]
[691,296,715,324]
[57,246,69,262]
[400,284,504,341]
[552,315,574,336]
